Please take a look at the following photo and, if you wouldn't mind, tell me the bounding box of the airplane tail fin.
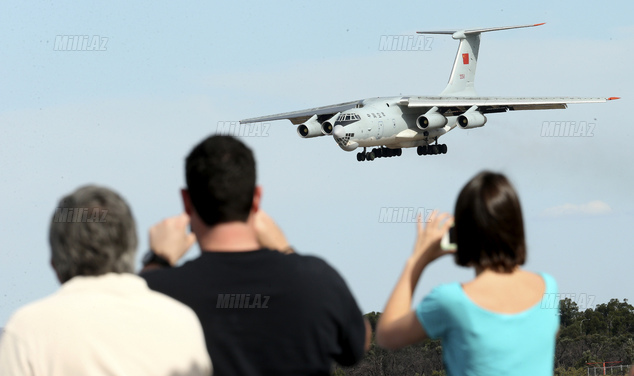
[417,23,545,97]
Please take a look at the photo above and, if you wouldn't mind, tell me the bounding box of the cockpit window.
[338,113,361,121]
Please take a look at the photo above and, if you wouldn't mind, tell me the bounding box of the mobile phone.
[441,225,457,251]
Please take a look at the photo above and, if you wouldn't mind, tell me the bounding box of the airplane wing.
[240,100,362,125]
[399,96,619,116]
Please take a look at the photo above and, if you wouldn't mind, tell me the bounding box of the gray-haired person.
[0,186,212,376]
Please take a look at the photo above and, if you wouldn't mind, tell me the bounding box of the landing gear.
[357,147,375,161]
[417,144,447,156]
[356,147,402,162]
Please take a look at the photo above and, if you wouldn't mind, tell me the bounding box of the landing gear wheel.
[430,145,439,155]
[396,148,402,156]
[366,152,375,161]
[440,144,447,154]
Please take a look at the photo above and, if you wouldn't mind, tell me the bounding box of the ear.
[252,186,262,214]
[181,189,192,216]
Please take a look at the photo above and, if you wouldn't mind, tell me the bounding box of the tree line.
[334,298,634,376]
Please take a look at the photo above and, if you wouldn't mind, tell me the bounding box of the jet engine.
[416,113,448,130]
[297,115,323,138]
[457,112,487,129]
[321,112,341,135]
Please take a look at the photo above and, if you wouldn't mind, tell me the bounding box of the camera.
[440,225,457,251]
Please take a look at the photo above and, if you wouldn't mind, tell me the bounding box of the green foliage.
[365,311,381,332]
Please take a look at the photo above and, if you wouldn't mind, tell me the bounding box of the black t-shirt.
[141,249,366,376]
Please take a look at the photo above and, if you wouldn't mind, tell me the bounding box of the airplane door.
[377,120,384,139]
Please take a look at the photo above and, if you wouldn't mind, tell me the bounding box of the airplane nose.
[333,125,345,138]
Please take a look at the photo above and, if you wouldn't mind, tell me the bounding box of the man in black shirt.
[141,135,369,375]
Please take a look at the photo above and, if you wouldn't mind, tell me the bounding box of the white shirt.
[0,273,212,375]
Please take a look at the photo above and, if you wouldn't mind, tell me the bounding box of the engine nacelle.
[416,113,448,130]
[457,112,487,129]
[321,112,341,135]
[297,115,323,138]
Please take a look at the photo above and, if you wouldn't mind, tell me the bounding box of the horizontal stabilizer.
[417,23,545,37]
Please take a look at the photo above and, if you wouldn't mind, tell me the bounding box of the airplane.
[240,23,619,162]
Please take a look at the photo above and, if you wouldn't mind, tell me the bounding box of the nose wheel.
[356,147,374,161]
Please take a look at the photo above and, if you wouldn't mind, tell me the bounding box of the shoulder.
[7,297,51,323]
[536,271,558,294]
[417,282,463,316]
[427,282,463,302]
[415,282,463,339]
[287,253,348,285]
[3,292,66,335]
[288,253,334,272]
[417,283,466,318]
[140,257,201,291]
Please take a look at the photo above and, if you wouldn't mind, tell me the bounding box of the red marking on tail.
[462,53,469,65]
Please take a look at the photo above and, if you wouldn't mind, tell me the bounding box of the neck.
[474,266,519,277]
[195,221,260,252]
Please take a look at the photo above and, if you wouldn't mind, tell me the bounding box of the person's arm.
[140,213,196,273]
[364,318,372,351]
[375,211,453,350]
[254,210,293,253]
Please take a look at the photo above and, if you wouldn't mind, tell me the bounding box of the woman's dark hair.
[454,171,526,272]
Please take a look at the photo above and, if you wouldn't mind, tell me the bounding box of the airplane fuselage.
[331,97,456,151]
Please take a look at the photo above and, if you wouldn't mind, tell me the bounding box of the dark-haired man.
[141,135,369,376]
[0,186,211,376]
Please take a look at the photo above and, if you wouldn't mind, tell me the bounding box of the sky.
[0,0,632,326]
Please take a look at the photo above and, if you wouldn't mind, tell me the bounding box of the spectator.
[141,135,369,375]
[0,186,211,376]
[376,171,558,376]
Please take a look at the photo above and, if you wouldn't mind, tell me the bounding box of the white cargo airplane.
[240,23,618,161]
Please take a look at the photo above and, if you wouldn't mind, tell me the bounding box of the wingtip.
[607,97,620,101]
[534,22,546,27]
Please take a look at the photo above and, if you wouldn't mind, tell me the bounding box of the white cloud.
[542,200,612,218]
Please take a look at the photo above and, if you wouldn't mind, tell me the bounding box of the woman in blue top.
[376,171,559,376]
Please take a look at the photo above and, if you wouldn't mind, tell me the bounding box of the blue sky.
[0,0,632,326]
